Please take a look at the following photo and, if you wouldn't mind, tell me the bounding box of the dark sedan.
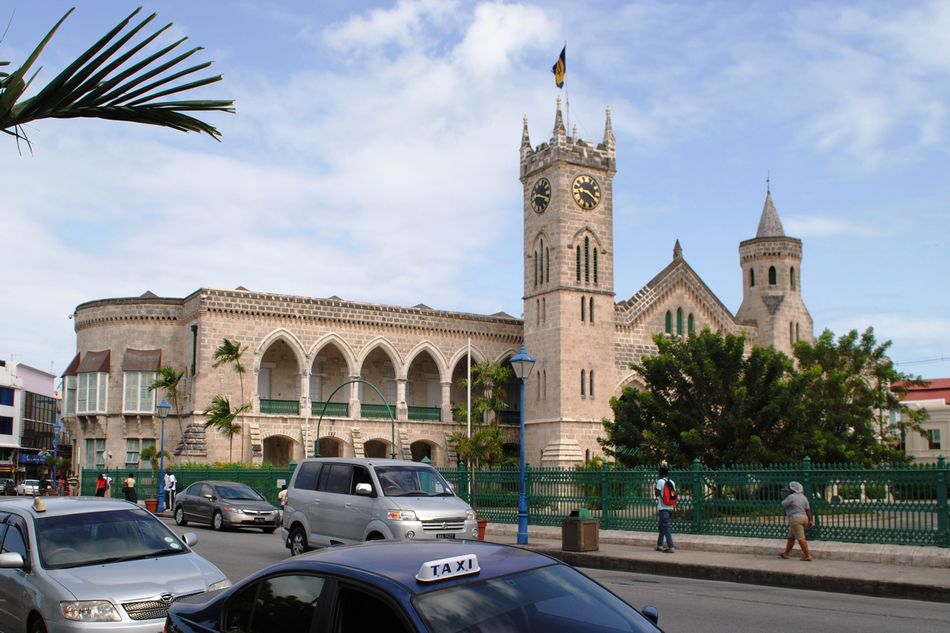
[173,480,279,533]
[165,540,664,633]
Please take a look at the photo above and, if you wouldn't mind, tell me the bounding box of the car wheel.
[289,526,309,556]
[174,506,187,526]
[29,615,48,633]
[262,527,276,534]
[212,511,224,531]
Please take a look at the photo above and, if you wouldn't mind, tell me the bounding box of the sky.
[2,0,949,382]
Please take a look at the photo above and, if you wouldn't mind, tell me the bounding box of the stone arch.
[316,436,346,458]
[357,337,402,371]
[255,329,306,370]
[447,345,487,371]
[262,433,296,467]
[410,440,436,463]
[309,333,357,376]
[614,372,645,398]
[401,342,449,383]
[570,224,607,250]
[363,438,391,459]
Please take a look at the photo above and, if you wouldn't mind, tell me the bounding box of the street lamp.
[52,420,63,492]
[156,399,170,512]
[510,343,536,545]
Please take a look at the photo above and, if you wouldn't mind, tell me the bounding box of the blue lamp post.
[509,344,536,545]
[52,419,63,491]
[156,399,170,512]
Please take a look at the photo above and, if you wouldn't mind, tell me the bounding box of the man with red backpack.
[655,463,677,553]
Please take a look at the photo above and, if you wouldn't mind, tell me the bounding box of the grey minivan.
[0,496,230,633]
[281,458,478,554]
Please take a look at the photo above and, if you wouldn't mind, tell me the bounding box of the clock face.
[531,177,552,213]
[572,174,601,210]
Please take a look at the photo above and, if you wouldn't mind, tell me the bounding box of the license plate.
[254,517,265,522]
[436,533,455,539]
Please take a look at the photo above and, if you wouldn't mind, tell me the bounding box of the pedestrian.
[123,472,138,504]
[655,463,676,553]
[277,483,288,521]
[780,481,814,561]
[104,473,113,498]
[164,469,177,510]
[56,475,65,496]
[95,473,108,497]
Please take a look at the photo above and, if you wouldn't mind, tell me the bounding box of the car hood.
[385,496,473,519]
[47,553,224,600]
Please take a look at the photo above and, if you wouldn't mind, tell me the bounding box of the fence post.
[691,458,703,534]
[600,463,611,530]
[937,454,948,548]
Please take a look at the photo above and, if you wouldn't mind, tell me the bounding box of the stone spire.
[755,191,785,238]
[553,97,567,144]
[673,239,683,260]
[520,116,531,159]
[603,107,615,151]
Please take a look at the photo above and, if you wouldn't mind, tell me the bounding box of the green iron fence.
[80,456,949,547]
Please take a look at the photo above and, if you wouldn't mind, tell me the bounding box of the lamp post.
[156,399,170,512]
[510,343,536,545]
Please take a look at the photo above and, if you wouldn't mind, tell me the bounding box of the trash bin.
[562,509,599,552]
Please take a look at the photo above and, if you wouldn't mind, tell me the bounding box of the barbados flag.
[551,45,566,88]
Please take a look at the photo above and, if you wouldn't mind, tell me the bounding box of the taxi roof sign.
[416,553,480,583]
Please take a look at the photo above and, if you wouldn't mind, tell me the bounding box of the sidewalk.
[484,524,950,603]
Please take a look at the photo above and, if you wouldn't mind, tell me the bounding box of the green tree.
[148,366,186,434]
[602,328,794,468]
[212,338,248,461]
[2,7,233,148]
[789,328,927,465]
[140,444,172,498]
[202,395,249,463]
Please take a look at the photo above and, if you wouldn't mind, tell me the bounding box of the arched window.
[581,370,586,397]
[750,268,755,287]
[589,369,595,399]
[542,298,546,324]
[580,296,586,322]
[584,237,590,283]
[534,252,538,287]
[542,370,546,399]
[676,308,684,335]
[546,246,550,284]
[688,313,695,335]
[539,240,544,283]
[790,267,797,289]
[537,372,541,400]
[768,266,776,285]
[796,322,800,341]
[593,248,599,284]
[789,322,794,345]
[665,311,672,334]
[536,299,540,326]
[589,297,595,323]
[576,246,581,282]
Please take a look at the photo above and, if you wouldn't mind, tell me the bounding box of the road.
[165,519,950,633]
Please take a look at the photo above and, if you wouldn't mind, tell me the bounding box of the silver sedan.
[173,481,279,533]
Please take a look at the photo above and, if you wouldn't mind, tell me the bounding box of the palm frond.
[1,7,233,142]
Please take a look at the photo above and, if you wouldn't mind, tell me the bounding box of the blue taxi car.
[165,540,664,633]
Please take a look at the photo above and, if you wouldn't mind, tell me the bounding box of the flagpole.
[563,41,569,135]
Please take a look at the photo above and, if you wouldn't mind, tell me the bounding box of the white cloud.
[785,216,881,238]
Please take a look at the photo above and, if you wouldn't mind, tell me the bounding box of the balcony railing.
[259,398,300,415]
[311,401,349,418]
[498,410,521,426]
[408,406,442,422]
[361,403,396,419]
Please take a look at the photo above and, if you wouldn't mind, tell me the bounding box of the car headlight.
[465,509,476,520]
[387,510,417,521]
[208,578,232,591]
[61,601,121,622]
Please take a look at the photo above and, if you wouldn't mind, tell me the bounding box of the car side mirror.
[354,483,373,495]
[642,605,659,625]
[0,552,25,569]
[181,532,198,547]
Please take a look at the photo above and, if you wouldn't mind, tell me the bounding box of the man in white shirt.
[164,470,177,510]
[654,463,676,553]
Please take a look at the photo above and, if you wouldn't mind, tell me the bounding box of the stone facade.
[61,101,813,471]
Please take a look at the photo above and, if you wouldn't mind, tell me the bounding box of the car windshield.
[216,484,265,501]
[374,465,453,497]
[414,564,660,633]
[24,480,38,485]
[36,508,188,569]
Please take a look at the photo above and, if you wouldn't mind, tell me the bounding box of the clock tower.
[519,99,617,465]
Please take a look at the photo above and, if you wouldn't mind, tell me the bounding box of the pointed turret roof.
[521,116,531,149]
[553,97,566,141]
[673,239,683,260]
[603,107,615,150]
[755,191,785,238]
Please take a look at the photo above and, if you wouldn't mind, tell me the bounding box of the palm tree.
[202,395,249,463]
[148,366,186,434]
[1,7,233,149]
[140,444,172,499]
[212,338,248,461]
